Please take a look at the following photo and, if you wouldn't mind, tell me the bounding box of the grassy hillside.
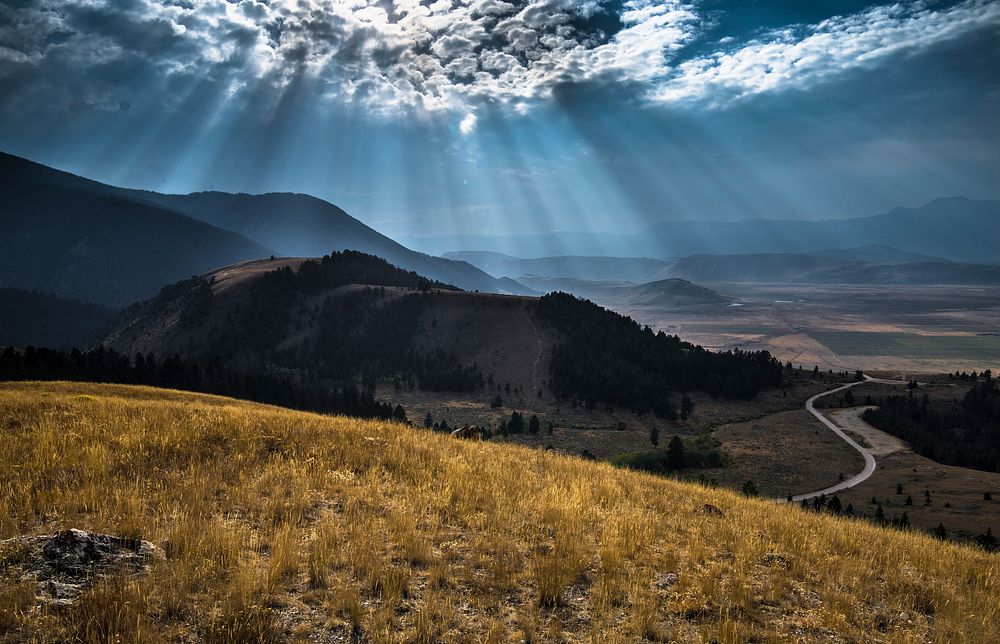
[1,382,997,642]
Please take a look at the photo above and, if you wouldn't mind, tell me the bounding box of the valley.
[4,4,1000,639]
[589,282,1000,373]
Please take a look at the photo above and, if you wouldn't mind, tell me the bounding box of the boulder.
[0,528,162,606]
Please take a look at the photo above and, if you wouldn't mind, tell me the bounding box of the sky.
[1,0,999,239]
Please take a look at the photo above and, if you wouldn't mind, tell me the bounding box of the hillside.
[0,153,271,307]
[0,288,115,349]
[127,190,532,295]
[814,244,946,264]
[0,151,530,301]
[516,275,733,309]
[0,381,997,641]
[100,252,781,418]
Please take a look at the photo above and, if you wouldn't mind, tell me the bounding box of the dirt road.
[780,376,908,502]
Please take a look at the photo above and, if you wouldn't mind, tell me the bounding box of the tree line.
[609,434,725,474]
[535,292,783,417]
[0,346,403,421]
[862,371,999,473]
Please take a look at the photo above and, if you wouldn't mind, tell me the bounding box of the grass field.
[1,381,999,642]
[810,331,1000,361]
[622,283,1000,372]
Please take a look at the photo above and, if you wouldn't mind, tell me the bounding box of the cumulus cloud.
[653,0,1000,106]
[459,112,477,135]
[0,0,997,120]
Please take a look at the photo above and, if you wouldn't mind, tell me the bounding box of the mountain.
[0,151,531,303]
[124,191,533,296]
[515,275,732,309]
[665,254,841,283]
[0,152,272,307]
[0,288,116,349]
[102,251,781,415]
[403,198,1000,263]
[813,244,946,264]
[446,245,999,286]
[443,251,673,283]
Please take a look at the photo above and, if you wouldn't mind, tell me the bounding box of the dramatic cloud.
[1,0,998,121]
[654,0,1000,105]
[459,112,477,135]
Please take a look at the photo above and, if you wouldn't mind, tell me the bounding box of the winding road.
[780,375,910,502]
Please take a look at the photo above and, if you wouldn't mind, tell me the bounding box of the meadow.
[1,381,998,642]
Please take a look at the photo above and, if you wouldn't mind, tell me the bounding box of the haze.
[1,0,999,245]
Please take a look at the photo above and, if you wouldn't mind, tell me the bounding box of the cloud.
[459,112,477,135]
[0,0,997,121]
[653,0,1000,106]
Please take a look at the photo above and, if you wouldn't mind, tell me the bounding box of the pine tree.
[666,436,685,470]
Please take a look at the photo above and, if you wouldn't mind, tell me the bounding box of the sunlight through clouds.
[2,0,998,119]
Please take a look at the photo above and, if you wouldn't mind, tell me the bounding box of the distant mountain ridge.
[451,247,1000,286]
[515,275,732,310]
[404,197,1000,263]
[0,151,531,307]
[126,190,531,296]
[444,251,673,283]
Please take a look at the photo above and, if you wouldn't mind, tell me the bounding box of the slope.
[126,190,533,295]
[0,381,997,641]
[0,150,530,298]
[0,152,272,307]
[100,251,780,417]
[516,275,733,309]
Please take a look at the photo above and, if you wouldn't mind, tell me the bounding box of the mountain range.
[448,247,1000,287]
[406,198,1000,263]
[0,152,530,307]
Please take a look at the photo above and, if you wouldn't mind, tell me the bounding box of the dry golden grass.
[1,380,998,642]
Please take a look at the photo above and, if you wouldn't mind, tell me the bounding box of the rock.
[899,611,910,622]
[654,572,679,588]
[1,528,162,606]
[762,552,792,568]
[699,503,725,517]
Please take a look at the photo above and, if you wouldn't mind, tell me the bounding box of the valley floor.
[618,283,1000,373]
[2,381,998,642]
